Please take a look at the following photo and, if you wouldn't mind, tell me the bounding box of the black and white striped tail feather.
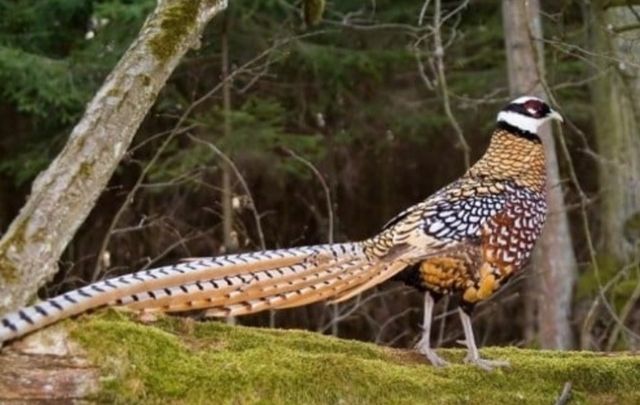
[121,255,366,313]
[254,259,379,310]
[201,257,410,317]
[204,261,377,317]
[329,260,409,304]
[125,255,378,314]
[0,243,364,345]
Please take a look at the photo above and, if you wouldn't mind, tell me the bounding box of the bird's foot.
[463,354,510,371]
[416,339,449,367]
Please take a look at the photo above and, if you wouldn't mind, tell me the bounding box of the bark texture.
[502,0,577,349]
[0,0,228,315]
[0,327,99,402]
[0,350,99,402]
[591,2,640,261]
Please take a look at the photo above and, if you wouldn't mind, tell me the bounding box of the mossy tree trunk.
[0,0,229,315]
[502,0,577,349]
[590,2,640,262]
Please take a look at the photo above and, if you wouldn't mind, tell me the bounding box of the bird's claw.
[416,339,449,367]
[421,347,449,367]
[464,355,510,371]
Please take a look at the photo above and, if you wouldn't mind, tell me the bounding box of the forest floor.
[5,310,640,404]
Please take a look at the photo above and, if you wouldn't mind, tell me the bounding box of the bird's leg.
[458,307,510,371]
[416,292,448,367]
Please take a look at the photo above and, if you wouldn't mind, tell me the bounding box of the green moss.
[106,88,121,97]
[69,310,640,404]
[78,162,93,179]
[0,218,29,281]
[0,253,17,282]
[148,0,205,63]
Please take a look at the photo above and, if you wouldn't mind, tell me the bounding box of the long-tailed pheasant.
[0,96,562,369]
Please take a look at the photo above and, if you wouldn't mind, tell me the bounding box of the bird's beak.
[549,109,563,123]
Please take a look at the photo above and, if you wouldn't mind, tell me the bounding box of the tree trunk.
[0,0,229,315]
[501,0,577,349]
[590,2,640,261]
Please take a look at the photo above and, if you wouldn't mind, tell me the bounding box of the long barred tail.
[1,243,384,344]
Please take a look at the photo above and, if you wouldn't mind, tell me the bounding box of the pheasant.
[0,96,562,369]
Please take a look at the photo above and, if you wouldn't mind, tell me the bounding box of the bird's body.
[389,126,548,304]
[0,96,562,369]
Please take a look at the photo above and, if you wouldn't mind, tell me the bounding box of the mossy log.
[1,311,639,404]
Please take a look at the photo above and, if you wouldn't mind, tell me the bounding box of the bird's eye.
[523,100,544,117]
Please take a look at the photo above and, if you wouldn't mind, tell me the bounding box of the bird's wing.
[334,178,514,303]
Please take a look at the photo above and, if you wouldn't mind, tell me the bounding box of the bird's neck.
[467,128,547,192]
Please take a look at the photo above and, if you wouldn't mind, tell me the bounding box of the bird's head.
[496,96,563,137]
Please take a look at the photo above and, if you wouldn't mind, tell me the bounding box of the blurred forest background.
[1,0,639,353]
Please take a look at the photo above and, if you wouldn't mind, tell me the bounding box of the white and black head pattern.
[496,96,563,140]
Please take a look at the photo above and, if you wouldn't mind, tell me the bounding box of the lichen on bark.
[0,250,18,282]
[149,0,203,63]
[0,219,29,282]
